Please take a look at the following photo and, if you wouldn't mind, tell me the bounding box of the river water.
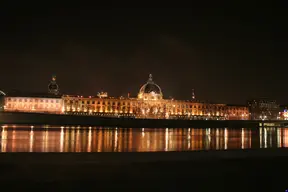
[0,125,287,152]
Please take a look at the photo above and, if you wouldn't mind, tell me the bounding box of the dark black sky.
[0,5,287,104]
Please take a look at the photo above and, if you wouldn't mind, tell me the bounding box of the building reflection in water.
[259,127,283,149]
[165,128,168,151]
[1,127,7,152]
[60,127,64,152]
[29,128,34,152]
[0,125,288,152]
[283,129,288,147]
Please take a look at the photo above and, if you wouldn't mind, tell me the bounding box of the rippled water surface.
[0,125,287,152]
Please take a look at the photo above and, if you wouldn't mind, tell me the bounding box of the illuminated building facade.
[279,105,288,120]
[1,74,249,120]
[4,93,63,114]
[247,98,280,120]
[63,74,249,120]
[226,104,250,120]
[3,76,63,114]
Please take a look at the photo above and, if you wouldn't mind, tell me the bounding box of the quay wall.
[0,111,281,128]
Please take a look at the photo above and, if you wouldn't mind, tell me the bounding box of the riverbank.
[0,149,288,191]
[1,111,287,128]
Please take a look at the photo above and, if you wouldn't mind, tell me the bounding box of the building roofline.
[5,91,62,99]
[226,104,247,107]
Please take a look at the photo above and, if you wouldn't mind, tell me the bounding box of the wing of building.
[1,74,250,120]
[4,92,63,114]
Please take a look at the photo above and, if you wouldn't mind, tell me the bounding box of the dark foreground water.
[0,125,288,152]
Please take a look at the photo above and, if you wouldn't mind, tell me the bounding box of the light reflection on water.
[0,125,288,152]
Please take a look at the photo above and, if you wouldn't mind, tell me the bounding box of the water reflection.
[1,128,7,152]
[0,125,288,152]
[29,129,33,152]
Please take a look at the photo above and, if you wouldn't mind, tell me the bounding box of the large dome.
[139,82,162,94]
[0,90,6,96]
[138,74,163,100]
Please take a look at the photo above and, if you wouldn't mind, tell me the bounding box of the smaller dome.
[48,75,59,95]
[48,83,59,91]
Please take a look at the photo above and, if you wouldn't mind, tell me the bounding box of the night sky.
[0,5,287,104]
